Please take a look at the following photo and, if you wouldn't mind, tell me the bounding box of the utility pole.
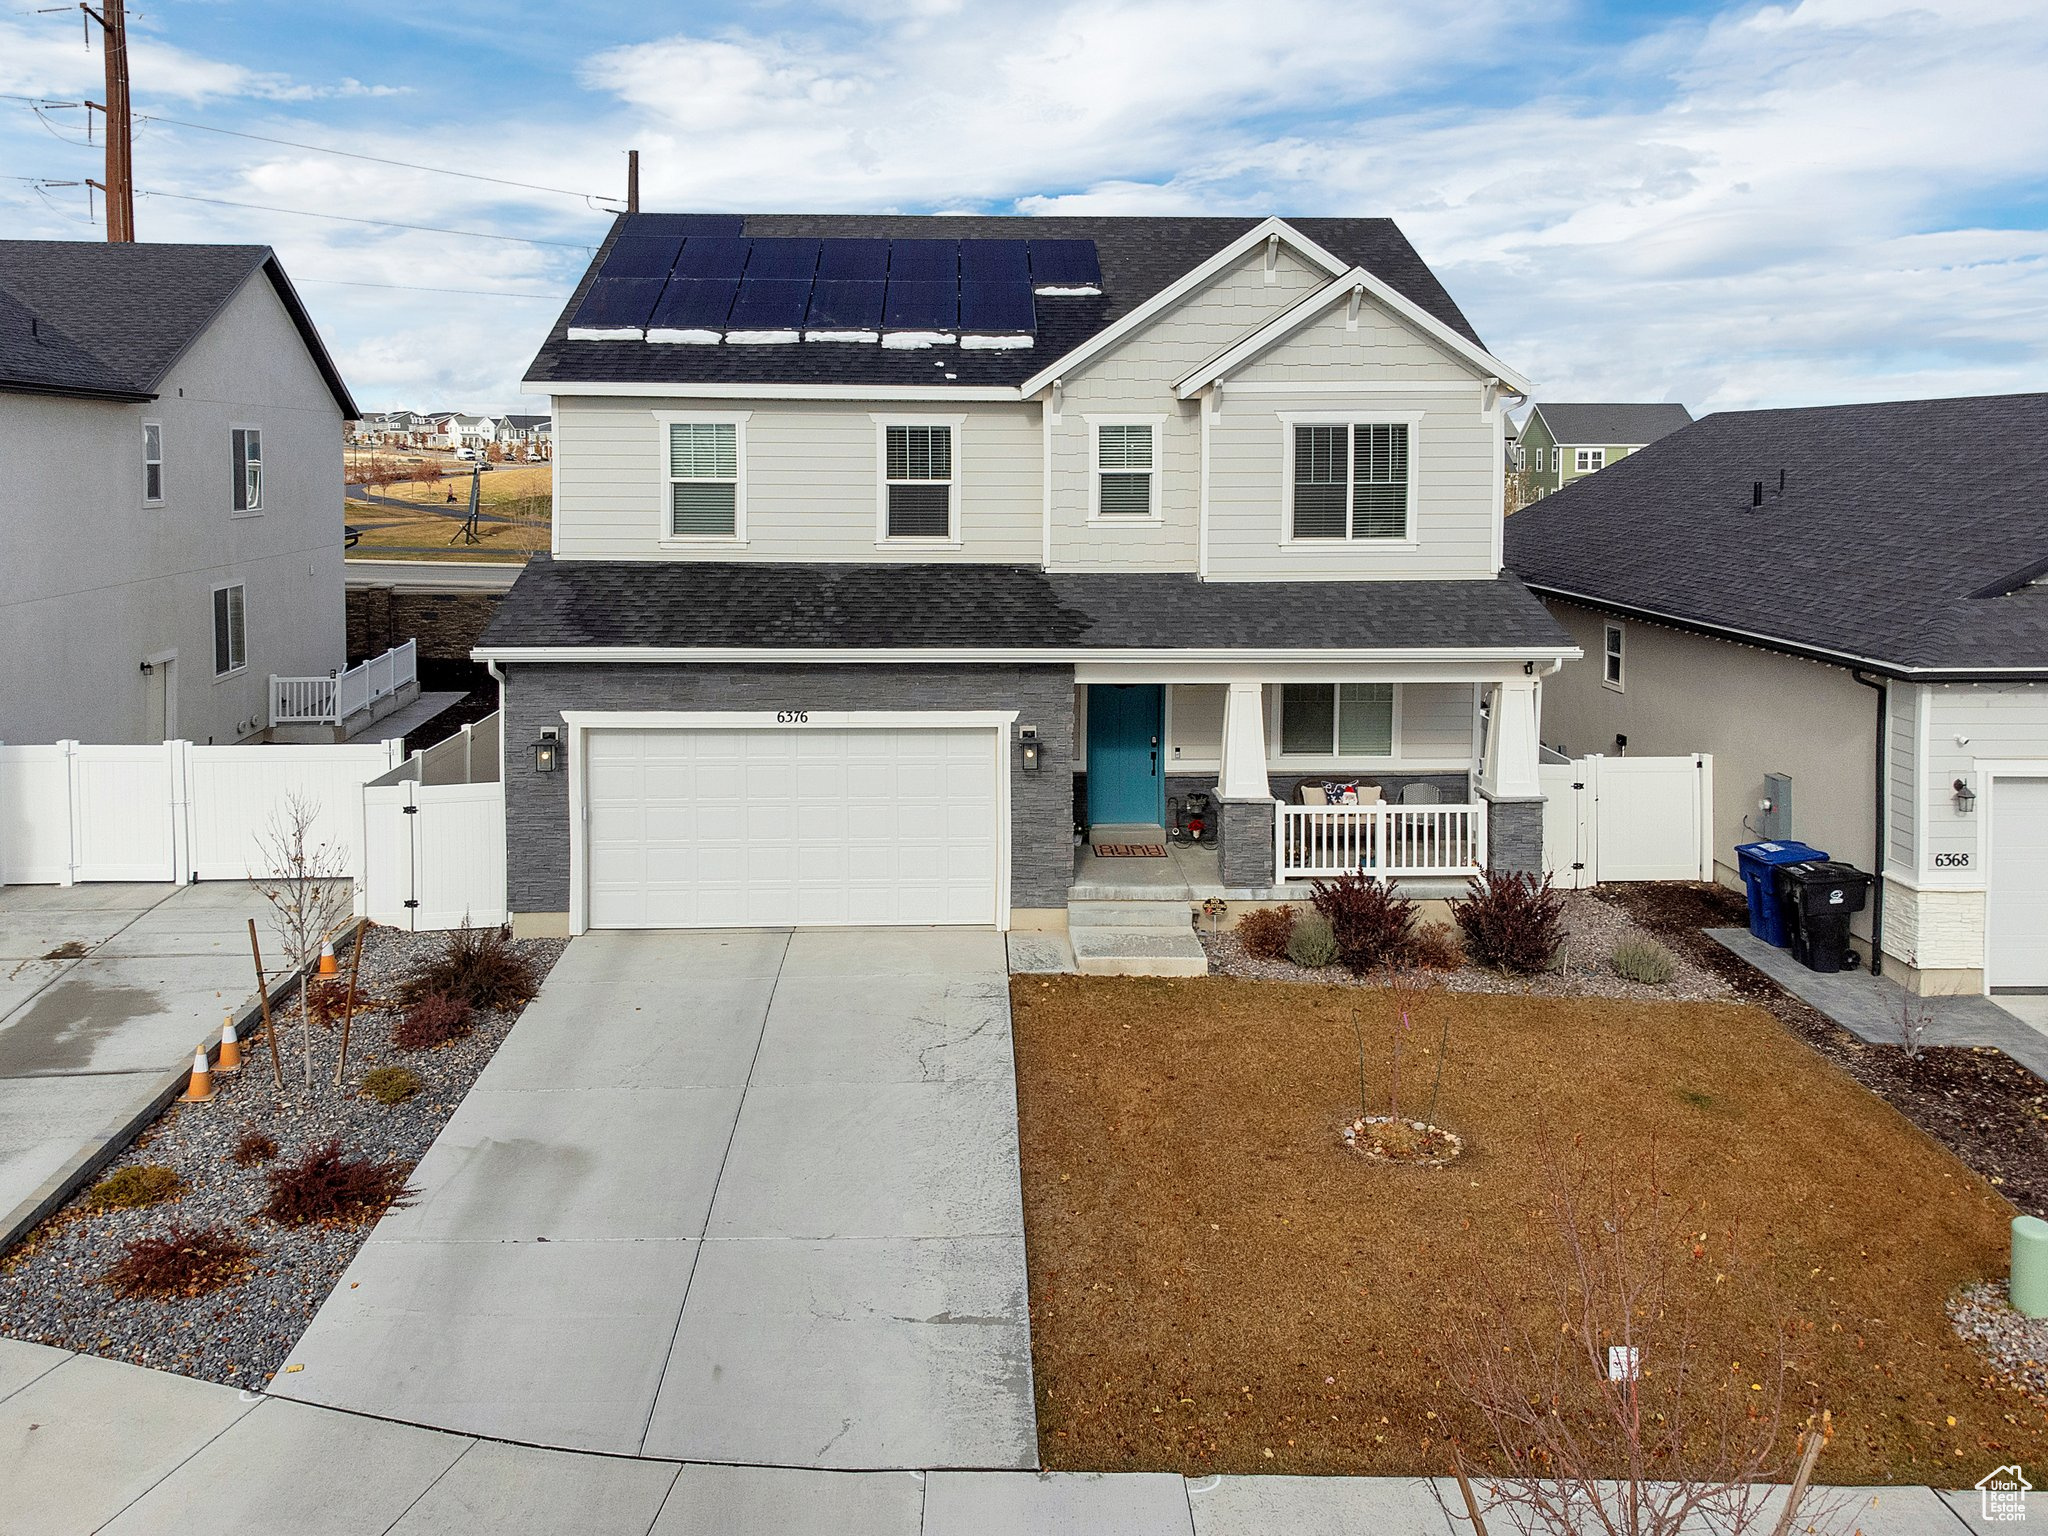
[626,150,639,214]
[79,0,135,241]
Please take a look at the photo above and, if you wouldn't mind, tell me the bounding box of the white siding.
[553,395,1042,562]
[0,274,346,745]
[1157,681,1474,770]
[1920,682,2048,877]
[1232,299,1481,386]
[1887,681,1919,869]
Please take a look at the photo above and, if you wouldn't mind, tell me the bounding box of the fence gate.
[1541,753,1712,886]
[363,779,506,930]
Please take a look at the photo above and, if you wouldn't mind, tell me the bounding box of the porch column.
[1218,681,1271,799]
[1478,676,1545,874]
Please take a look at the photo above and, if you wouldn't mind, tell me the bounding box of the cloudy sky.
[3,0,2043,417]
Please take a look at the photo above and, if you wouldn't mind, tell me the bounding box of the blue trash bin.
[1735,840,1828,947]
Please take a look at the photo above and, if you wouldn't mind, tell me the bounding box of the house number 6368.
[776,710,809,724]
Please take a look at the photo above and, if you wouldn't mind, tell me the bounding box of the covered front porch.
[1070,665,1548,895]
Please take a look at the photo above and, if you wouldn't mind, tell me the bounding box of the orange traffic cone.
[217,1014,242,1073]
[318,938,338,977]
[182,1046,213,1103]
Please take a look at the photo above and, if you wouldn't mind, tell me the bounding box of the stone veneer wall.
[1219,798,1277,889]
[1482,795,1544,875]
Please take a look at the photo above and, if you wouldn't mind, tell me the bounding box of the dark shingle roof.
[1530,402,1693,445]
[1505,393,2048,675]
[525,214,1483,392]
[0,240,357,414]
[479,558,1570,655]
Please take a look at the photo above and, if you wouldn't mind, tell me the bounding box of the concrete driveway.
[0,881,279,1251]
[272,927,1038,1471]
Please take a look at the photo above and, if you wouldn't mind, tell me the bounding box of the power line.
[296,277,562,300]
[133,189,597,249]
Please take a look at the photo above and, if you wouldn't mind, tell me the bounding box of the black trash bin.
[1773,861,1873,973]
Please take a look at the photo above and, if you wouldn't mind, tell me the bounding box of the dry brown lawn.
[1010,975,2046,1483]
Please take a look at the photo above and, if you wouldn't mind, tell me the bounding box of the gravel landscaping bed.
[1197,891,1731,1002]
[0,925,565,1391]
[1950,1281,2048,1407]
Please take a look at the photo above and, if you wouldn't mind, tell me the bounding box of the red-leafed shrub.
[101,1223,256,1299]
[232,1131,279,1167]
[1455,870,1566,975]
[399,922,535,1012]
[1310,872,1418,975]
[261,1138,415,1227]
[1235,905,1298,962]
[394,992,473,1051]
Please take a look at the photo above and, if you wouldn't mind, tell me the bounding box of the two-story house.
[1518,402,1692,499]
[478,213,1577,942]
[0,240,357,745]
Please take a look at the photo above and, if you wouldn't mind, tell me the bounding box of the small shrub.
[261,1137,415,1227]
[85,1165,181,1211]
[1286,911,1340,969]
[231,1131,279,1168]
[1610,934,1679,985]
[361,1065,422,1105]
[1408,922,1466,972]
[394,992,474,1052]
[101,1223,256,1299]
[1310,872,1418,974]
[1235,905,1297,961]
[1454,870,1567,975]
[400,921,535,1012]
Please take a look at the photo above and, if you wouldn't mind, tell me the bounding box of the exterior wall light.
[1019,725,1041,772]
[1952,777,1976,814]
[531,728,560,775]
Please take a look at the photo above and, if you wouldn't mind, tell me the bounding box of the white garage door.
[583,724,1002,929]
[1989,776,2048,989]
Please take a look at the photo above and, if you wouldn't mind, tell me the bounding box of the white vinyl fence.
[1540,751,1713,889]
[1276,801,1487,880]
[360,713,506,930]
[0,738,403,888]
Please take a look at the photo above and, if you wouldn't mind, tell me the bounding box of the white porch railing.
[271,639,417,727]
[1276,801,1488,881]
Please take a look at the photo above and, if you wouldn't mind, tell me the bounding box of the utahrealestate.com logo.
[1979,1466,2033,1523]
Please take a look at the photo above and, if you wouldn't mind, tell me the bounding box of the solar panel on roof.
[567,277,663,338]
[602,236,681,279]
[673,237,751,279]
[621,213,744,238]
[726,279,812,339]
[1027,239,1102,293]
[805,279,885,335]
[744,238,820,279]
[817,238,888,280]
[959,239,1029,283]
[883,279,957,331]
[645,278,738,343]
[959,280,1035,334]
[888,240,959,281]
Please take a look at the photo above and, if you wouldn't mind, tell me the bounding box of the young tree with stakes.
[254,793,355,1092]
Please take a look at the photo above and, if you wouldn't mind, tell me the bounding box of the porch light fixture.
[1952,777,1977,814]
[1019,725,1042,772]
[531,728,560,775]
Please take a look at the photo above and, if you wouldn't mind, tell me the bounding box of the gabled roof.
[1527,402,1692,446]
[1504,393,2048,677]
[478,557,1572,658]
[0,240,357,416]
[524,213,1486,395]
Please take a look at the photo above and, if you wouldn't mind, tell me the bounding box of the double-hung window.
[880,421,956,541]
[231,427,262,513]
[1289,421,1412,541]
[666,419,741,539]
[1575,447,1605,473]
[1092,420,1157,520]
[212,584,246,677]
[142,422,163,504]
[1603,622,1625,690]
[1278,683,1395,758]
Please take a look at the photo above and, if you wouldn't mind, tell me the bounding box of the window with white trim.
[212,584,246,677]
[883,423,954,539]
[1094,422,1154,518]
[1551,447,1561,474]
[142,422,163,504]
[1575,447,1606,473]
[667,421,739,538]
[1290,422,1410,541]
[231,427,262,512]
[1603,622,1625,690]
[1278,683,1395,757]
[1513,444,1526,471]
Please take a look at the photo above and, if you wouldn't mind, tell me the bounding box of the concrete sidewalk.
[0,882,284,1255]
[271,927,1037,1470]
[0,1338,1986,1536]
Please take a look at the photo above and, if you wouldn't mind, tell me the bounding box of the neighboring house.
[496,413,553,457]
[1506,393,2048,997]
[1519,402,1691,499]
[1503,412,1521,474]
[477,212,1576,941]
[0,240,357,745]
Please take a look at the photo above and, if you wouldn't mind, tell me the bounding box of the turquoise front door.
[1086,684,1164,826]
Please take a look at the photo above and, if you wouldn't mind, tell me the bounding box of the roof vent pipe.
[1778,468,1787,495]
[1751,480,1764,508]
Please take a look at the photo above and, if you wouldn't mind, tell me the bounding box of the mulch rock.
[0,925,565,1391]
[1950,1281,2048,1407]
[1197,891,1731,1003]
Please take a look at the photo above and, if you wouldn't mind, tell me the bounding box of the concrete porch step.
[1070,924,1209,978]
[1067,900,1193,930]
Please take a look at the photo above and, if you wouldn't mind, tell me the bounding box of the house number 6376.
[776,710,809,724]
